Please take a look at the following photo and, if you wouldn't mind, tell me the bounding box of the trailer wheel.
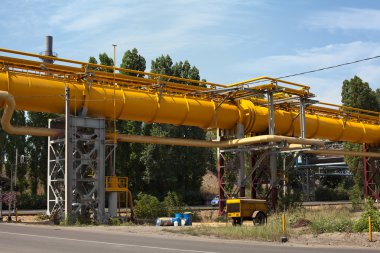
[232,218,242,226]
[252,211,266,225]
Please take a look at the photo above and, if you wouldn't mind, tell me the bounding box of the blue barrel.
[183,212,192,226]
[175,213,184,219]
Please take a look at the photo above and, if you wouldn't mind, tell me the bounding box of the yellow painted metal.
[369,216,373,242]
[0,91,63,136]
[113,134,325,147]
[1,49,380,144]
[105,176,129,192]
[226,198,268,219]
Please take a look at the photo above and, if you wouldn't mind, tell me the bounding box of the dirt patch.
[290,231,380,249]
[291,218,311,228]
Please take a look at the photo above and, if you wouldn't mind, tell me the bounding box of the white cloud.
[232,41,380,104]
[306,8,380,31]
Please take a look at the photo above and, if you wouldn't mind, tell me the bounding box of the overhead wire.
[246,55,380,85]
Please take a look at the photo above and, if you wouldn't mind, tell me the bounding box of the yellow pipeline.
[0,91,63,137]
[1,72,380,144]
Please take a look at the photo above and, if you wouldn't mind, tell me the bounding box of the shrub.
[17,193,46,209]
[354,198,380,232]
[311,216,353,234]
[162,191,185,216]
[315,186,349,201]
[134,193,166,219]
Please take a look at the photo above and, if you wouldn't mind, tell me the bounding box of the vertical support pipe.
[236,123,245,197]
[299,97,306,140]
[217,129,226,215]
[268,92,277,209]
[281,212,288,242]
[250,152,257,199]
[64,87,72,220]
[283,156,286,197]
[363,145,369,199]
[0,186,2,221]
[14,149,17,189]
[108,146,118,217]
[369,216,372,242]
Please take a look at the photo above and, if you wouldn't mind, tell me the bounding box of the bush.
[311,216,353,234]
[162,191,185,216]
[354,198,380,232]
[17,194,46,209]
[315,186,349,201]
[134,193,166,220]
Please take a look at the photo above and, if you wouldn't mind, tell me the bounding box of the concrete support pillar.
[108,144,117,217]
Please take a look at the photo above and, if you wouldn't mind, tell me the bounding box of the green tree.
[342,76,379,111]
[88,53,114,72]
[2,110,26,192]
[341,76,380,207]
[26,112,59,194]
[140,55,213,204]
[120,48,146,77]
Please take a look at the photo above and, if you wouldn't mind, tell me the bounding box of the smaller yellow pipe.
[305,149,380,158]
[282,213,286,235]
[0,91,63,137]
[227,76,310,90]
[113,134,325,148]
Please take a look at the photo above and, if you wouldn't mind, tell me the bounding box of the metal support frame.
[363,145,380,200]
[47,112,106,222]
[217,129,226,215]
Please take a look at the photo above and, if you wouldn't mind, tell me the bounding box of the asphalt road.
[0,223,377,253]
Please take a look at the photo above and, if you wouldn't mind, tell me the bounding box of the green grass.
[288,207,354,234]
[165,224,284,241]
[165,207,357,240]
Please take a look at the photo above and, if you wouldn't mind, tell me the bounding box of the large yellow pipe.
[0,71,380,144]
[3,90,380,157]
[0,91,63,136]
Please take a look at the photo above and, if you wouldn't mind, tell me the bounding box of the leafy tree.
[140,55,213,204]
[341,76,380,207]
[120,48,146,77]
[342,76,379,111]
[1,110,26,191]
[26,112,59,194]
[88,53,114,73]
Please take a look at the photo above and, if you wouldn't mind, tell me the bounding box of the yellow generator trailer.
[226,198,268,225]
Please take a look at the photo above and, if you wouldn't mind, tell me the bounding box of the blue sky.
[1,0,380,104]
